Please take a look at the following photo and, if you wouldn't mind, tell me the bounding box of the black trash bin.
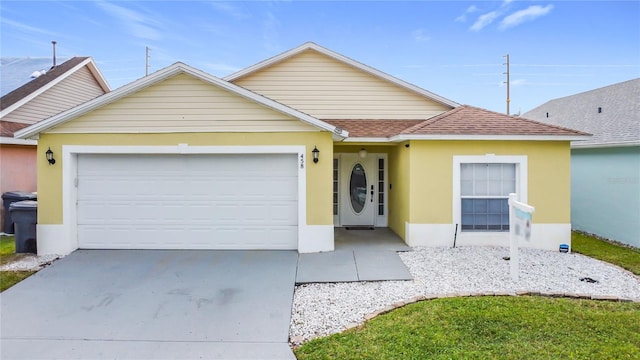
[2,191,37,234]
[9,200,38,254]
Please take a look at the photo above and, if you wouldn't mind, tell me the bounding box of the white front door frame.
[334,153,388,227]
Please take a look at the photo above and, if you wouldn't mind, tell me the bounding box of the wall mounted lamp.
[312,146,320,163]
[46,147,56,165]
[358,148,367,159]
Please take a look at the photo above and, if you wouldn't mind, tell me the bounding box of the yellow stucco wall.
[408,140,571,224]
[36,132,334,226]
[388,142,411,238]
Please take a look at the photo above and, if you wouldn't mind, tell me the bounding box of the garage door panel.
[77,154,298,250]
[79,227,297,249]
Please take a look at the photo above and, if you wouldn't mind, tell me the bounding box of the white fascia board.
[224,42,460,108]
[1,58,98,119]
[16,62,348,140]
[342,137,390,143]
[86,58,111,92]
[0,136,37,145]
[389,134,589,142]
[571,140,640,149]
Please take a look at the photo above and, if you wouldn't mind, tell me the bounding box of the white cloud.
[455,5,479,22]
[208,1,251,20]
[96,2,162,41]
[262,11,280,53]
[1,17,60,37]
[500,5,554,30]
[412,29,430,43]
[470,11,500,31]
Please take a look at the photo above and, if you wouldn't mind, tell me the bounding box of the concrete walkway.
[1,250,298,360]
[296,228,413,283]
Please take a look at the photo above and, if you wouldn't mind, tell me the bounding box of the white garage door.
[77,154,298,250]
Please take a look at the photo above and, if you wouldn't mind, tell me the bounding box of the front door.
[339,154,376,226]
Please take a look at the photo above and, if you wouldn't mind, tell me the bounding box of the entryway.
[296,227,412,283]
[334,153,388,227]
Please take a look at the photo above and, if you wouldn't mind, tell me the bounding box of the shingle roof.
[403,105,589,136]
[523,78,640,146]
[1,57,70,96]
[324,106,588,139]
[1,57,89,111]
[0,120,30,137]
[324,119,424,138]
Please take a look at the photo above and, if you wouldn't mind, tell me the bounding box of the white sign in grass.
[509,193,535,282]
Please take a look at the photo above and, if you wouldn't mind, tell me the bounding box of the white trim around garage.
[37,144,325,255]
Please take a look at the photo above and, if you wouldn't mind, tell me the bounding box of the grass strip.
[571,231,640,275]
[295,296,640,360]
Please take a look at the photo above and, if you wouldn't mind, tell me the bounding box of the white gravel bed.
[0,254,60,271]
[290,246,640,343]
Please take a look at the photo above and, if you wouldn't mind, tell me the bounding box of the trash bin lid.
[2,191,37,200]
[9,200,38,210]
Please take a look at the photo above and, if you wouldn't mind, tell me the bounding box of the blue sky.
[1,1,638,113]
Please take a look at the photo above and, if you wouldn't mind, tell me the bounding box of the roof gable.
[523,78,640,147]
[0,57,110,116]
[16,62,347,139]
[225,42,459,111]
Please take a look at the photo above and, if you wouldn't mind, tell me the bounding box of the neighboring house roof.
[15,62,349,140]
[523,78,640,148]
[0,57,110,116]
[327,105,590,142]
[0,121,36,145]
[1,57,69,96]
[0,120,30,137]
[224,42,460,109]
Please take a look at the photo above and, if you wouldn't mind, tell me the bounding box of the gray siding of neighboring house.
[571,147,640,247]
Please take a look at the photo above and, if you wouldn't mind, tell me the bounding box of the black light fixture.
[45,147,56,165]
[312,146,320,163]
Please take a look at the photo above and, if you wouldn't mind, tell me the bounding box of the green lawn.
[0,235,35,292]
[295,296,640,360]
[295,232,640,359]
[571,231,640,275]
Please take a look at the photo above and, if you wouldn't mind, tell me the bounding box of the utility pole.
[503,54,510,115]
[145,46,150,76]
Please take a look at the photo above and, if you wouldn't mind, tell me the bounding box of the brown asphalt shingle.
[0,121,31,137]
[324,106,588,139]
[1,57,89,111]
[323,119,425,137]
[401,105,590,136]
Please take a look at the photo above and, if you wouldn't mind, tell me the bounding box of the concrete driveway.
[1,250,298,359]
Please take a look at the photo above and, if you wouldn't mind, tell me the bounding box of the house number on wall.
[300,154,305,169]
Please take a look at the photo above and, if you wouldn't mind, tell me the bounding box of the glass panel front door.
[339,154,376,226]
[349,163,367,214]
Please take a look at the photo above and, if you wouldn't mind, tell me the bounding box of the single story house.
[15,43,588,255]
[524,79,639,248]
[1,57,110,231]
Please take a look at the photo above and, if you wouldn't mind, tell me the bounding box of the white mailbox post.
[508,193,535,282]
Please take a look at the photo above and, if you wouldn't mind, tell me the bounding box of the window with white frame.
[460,163,515,231]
